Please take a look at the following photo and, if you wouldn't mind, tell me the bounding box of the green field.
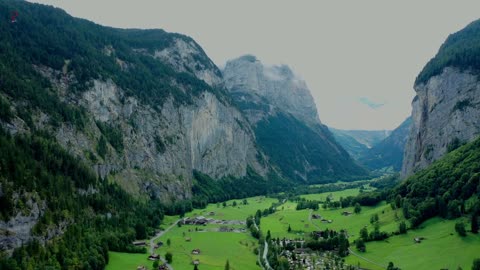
[106,190,480,270]
[106,252,152,270]
[299,187,363,202]
[185,196,278,220]
[345,217,480,270]
[311,202,404,238]
[156,225,260,270]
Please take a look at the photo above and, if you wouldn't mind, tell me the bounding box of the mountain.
[402,19,480,177]
[360,117,412,171]
[330,128,391,157]
[223,55,368,183]
[0,0,294,254]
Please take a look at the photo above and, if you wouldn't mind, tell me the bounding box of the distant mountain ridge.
[360,117,412,171]
[330,128,391,159]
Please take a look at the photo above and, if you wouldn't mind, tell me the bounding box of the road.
[150,219,180,270]
[262,240,274,270]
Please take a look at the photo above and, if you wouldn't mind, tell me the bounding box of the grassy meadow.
[106,187,480,270]
[345,217,480,270]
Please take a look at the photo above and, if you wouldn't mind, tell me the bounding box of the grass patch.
[345,217,480,270]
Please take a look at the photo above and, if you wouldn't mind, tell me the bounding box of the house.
[157,241,164,246]
[132,241,146,247]
[185,237,192,242]
[148,254,160,261]
[342,211,352,216]
[414,237,425,243]
[311,214,321,219]
[192,259,200,265]
[192,248,201,255]
[136,266,147,270]
[208,211,215,216]
[182,216,209,225]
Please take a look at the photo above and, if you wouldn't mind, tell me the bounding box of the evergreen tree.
[455,221,467,237]
[165,252,173,264]
[399,221,407,234]
[472,258,480,270]
[471,212,479,234]
[354,203,362,214]
[224,259,230,270]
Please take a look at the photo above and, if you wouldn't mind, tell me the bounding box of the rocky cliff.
[402,19,480,177]
[0,0,272,251]
[223,55,368,183]
[402,68,480,177]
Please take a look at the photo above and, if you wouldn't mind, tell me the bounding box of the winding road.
[150,219,180,270]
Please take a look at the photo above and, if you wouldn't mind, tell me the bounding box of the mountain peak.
[223,55,320,126]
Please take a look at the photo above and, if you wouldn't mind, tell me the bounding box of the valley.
[105,182,480,270]
[1,1,480,270]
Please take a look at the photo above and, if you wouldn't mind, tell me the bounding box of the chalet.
[136,266,147,270]
[191,248,201,255]
[148,254,160,261]
[132,241,146,247]
[182,216,209,225]
[209,211,215,216]
[157,241,164,246]
[192,259,200,265]
[185,237,192,242]
[311,214,321,219]
[153,244,159,249]
[342,211,352,216]
[414,237,425,243]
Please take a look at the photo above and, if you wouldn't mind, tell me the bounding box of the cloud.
[357,97,385,109]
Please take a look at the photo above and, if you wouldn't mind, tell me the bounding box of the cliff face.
[402,19,480,177]
[53,79,265,202]
[0,0,268,204]
[402,68,480,177]
[223,55,368,183]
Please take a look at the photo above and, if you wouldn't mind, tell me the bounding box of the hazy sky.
[30,1,480,130]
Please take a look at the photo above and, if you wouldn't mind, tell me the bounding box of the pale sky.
[30,0,480,130]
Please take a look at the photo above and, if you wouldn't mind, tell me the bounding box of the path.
[150,219,180,270]
[262,240,274,270]
[348,248,386,269]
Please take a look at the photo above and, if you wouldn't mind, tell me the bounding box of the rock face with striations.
[223,55,367,183]
[402,68,480,177]
[401,19,480,177]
